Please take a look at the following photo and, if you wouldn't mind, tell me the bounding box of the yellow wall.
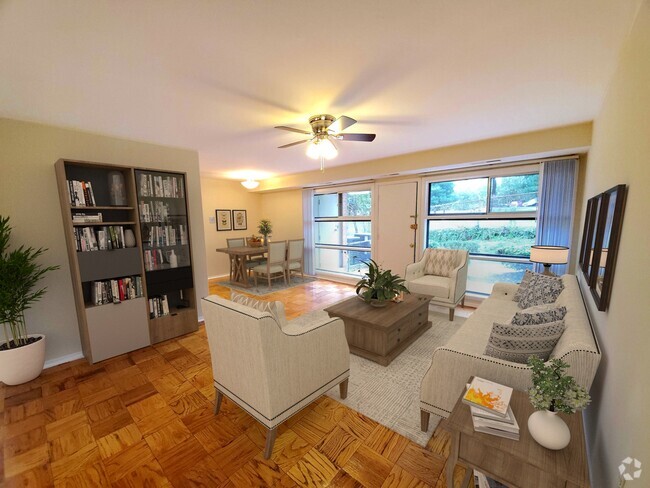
[260,190,304,241]
[258,122,592,191]
[0,118,208,364]
[200,177,262,278]
[579,2,650,486]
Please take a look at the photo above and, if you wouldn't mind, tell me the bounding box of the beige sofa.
[420,275,601,429]
[202,295,350,457]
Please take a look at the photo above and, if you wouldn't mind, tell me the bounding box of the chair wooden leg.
[449,307,455,321]
[461,296,465,307]
[267,274,271,289]
[253,272,258,288]
[421,409,430,432]
[339,378,348,399]
[264,427,278,459]
[214,389,223,415]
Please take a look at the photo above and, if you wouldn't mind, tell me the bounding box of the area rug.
[325,312,465,446]
[218,276,318,296]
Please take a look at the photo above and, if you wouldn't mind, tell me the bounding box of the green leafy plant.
[0,216,59,350]
[258,219,272,238]
[527,356,591,413]
[355,260,409,304]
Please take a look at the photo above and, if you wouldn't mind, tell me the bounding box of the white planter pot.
[0,334,46,385]
[528,409,571,450]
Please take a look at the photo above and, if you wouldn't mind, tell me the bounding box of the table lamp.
[529,245,569,276]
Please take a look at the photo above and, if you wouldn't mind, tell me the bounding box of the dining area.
[216,237,305,290]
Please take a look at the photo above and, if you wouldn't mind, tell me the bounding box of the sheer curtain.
[302,189,315,275]
[535,158,578,275]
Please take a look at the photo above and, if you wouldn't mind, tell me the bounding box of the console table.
[443,381,590,488]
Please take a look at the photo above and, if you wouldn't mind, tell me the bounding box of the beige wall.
[200,177,262,278]
[578,3,650,486]
[260,190,304,241]
[0,118,208,364]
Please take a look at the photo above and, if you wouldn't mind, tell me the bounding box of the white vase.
[0,334,46,385]
[169,250,178,268]
[528,409,571,450]
[124,229,136,248]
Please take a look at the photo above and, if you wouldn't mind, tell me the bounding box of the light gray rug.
[218,276,317,296]
[326,312,465,446]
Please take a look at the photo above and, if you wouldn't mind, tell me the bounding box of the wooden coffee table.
[443,379,590,488]
[324,293,431,366]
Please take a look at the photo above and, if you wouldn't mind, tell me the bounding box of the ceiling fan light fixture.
[241,179,260,190]
[306,138,337,161]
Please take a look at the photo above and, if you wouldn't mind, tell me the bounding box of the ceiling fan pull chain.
[320,156,325,172]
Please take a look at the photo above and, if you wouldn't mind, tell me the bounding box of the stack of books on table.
[462,377,519,440]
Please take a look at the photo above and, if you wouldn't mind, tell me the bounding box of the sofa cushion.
[513,269,535,302]
[484,320,566,364]
[517,273,564,309]
[230,291,287,326]
[408,274,451,299]
[424,249,458,278]
[511,305,568,326]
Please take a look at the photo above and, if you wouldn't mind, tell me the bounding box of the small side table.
[442,380,590,488]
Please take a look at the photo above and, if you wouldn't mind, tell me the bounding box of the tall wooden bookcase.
[55,159,198,364]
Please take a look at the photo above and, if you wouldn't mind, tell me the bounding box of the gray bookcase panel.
[85,297,150,362]
[77,248,142,282]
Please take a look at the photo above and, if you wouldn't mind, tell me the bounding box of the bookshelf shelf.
[55,160,198,363]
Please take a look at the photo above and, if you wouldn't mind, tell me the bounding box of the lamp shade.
[306,138,338,160]
[529,245,569,264]
[241,179,260,190]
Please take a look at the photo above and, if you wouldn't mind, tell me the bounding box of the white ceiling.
[0,1,641,180]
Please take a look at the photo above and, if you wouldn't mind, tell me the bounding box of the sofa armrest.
[405,260,425,282]
[490,282,520,300]
[282,312,343,336]
[448,260,469,303]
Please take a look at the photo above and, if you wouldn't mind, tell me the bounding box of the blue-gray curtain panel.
[535,158,578,275]
[302,189,315,275]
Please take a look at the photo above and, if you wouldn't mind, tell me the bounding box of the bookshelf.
[55,160,198,363]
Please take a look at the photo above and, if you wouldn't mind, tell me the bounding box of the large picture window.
[426,172,539,295]
[314,188,372,276]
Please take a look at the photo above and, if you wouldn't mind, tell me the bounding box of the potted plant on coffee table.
[0,216,59,385]
[526,356,591,450]
[355,259,409,307]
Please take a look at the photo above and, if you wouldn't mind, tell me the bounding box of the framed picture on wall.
[232,209,247,230]
[216,209,232,231]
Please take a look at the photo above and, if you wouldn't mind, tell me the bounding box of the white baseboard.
[44,351,85,369]
[208,273,229,280]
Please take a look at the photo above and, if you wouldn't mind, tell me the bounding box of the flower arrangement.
[527,356,590,413]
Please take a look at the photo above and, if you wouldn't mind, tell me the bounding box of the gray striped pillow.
[484,320,565,364]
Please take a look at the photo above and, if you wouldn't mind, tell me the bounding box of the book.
[462,377,513,418]
[471,405,520,440]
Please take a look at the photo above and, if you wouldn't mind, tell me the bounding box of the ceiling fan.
[275,114,376,171]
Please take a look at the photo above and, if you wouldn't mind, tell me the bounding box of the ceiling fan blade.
[328,116,356,134]
[338,133,376,142]
[275,125,312,135]
[278,139,310,148]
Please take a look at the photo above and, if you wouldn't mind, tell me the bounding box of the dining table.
[216,245,267,288]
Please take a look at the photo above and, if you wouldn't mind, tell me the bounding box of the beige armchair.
[404,248,469,320]
[202,295,350,458]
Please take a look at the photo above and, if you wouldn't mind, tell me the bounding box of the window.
[313,189,372,276]
[425,171,539,295]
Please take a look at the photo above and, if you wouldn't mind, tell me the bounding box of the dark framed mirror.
[589,184,627,311]
[579,196,599,277]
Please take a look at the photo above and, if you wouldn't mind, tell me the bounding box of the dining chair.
[226,238,245,280]
[286,238,305,283]
[246,236,267,266]
[253,240,287,289]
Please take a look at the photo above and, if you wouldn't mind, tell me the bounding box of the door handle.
[409,243,415,248]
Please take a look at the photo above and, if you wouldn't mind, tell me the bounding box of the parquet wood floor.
[1,278,471,487]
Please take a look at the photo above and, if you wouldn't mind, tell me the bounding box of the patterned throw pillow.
[230,291,286,325]
[484,320,566,364]
[513,270,535,302]
[511,305,567,326]
[424,249,457,277]
[517,273,564,309]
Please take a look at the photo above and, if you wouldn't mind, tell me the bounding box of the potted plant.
[258,219,272,245]
[355,259,409,307]
[0,216,59,385]
[526,356,591,450]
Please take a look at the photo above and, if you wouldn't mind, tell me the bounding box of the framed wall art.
[216,209,232,231]
[232,209,247,230]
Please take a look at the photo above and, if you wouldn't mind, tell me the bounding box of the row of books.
[149,295,170,318]
[463,377,519,440]
[67,179,97,207]
[139,174,184,199]
[72,212,103,223]
[74,226,128,252]
[139,201,172,223]
[143,249,166,271]
[142,224,188,248]
[89,276,143,305]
